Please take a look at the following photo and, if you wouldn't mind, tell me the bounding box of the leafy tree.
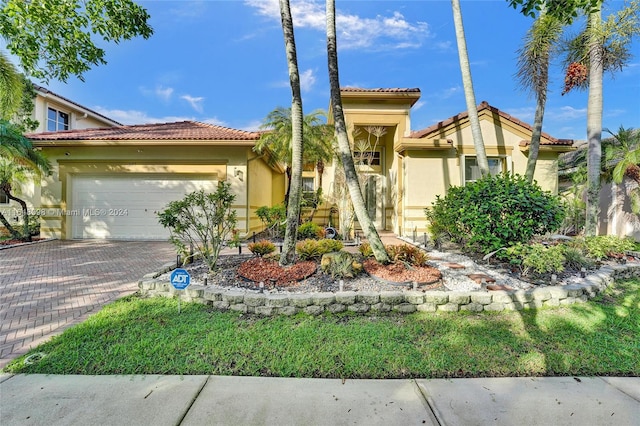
[276,0,304,266]
[451,0,489,176]
[515,11,563,182]
[157,184,237,272]
[507,0,600,21]
[326,0,390,264]
[0,0,153,82]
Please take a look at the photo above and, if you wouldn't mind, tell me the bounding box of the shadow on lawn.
[4,280,639,378]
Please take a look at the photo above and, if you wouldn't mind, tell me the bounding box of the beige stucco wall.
[33,94,117,133]
[598,180,640,241]
[401,116,565,235]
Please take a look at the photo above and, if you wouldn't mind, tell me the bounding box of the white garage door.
[71,175,217,240]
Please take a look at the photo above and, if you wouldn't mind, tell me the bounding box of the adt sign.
[170,268,191,290]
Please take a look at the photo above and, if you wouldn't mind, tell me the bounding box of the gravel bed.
[157,249,545,294]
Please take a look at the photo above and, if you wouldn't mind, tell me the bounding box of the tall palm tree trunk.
[451,0,489,176]
[278,0,304,265]
[525,88,547,181]
[326,0,389,264]
[585,6,603,236]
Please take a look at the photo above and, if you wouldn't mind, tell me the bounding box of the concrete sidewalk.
[1,374,638,425]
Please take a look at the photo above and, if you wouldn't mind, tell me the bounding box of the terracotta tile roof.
[27,121,261,142]
[410,101,573,146]
[341,87,421,93]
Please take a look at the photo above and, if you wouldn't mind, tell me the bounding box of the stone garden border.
[138,261,640,316]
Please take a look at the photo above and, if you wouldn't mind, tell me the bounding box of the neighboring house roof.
[410,101,574,146]
[34,84,122,127]
[27,121,262,145]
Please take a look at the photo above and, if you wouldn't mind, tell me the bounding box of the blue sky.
[38,0,640,140]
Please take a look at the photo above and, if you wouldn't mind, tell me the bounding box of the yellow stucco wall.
[20,144,258,239]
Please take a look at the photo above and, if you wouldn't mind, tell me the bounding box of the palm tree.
[603,126,640,212]
[516,11,563,182]
[0,120,51,241]
[0,50,24,120]
[451,0,489,176]
[326,0,390,264]
[255,108,333,207]
[276,0,304,266]
[561,1,639,235]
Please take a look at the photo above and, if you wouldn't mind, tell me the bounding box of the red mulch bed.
[363,258,442,285]
[237,257,317,286]
[0,238,44,246]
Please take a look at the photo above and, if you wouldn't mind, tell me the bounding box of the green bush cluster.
[358,242,373,258]
[248,240,276,257]
[582,236,635,260]
[256,205,286,237]
[386,244,429,266]
[503,235,634,276]
[297,222,324,240]
[295,238,344,261]
[425,173,565,254]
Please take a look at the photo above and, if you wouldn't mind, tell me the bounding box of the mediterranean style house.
[7,87,576,241]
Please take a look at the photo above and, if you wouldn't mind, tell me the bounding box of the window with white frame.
[302,177,315,193]
[463,156,506,183]
[47,107,69,131]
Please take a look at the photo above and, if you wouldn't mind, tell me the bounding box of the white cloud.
[412,100,426,111]
[93,107,226,127]
[554,106,588,121]
[504,107,536,122]
[244,0,431,50]
[181,95,205,113]
[155,86,174,102]
[439,86,461,100]
[300,69,317,92]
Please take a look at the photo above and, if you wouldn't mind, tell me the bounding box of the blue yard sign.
[170,268,191,290]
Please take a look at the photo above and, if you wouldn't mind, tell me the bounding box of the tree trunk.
[585,7,603,236]
[279,0,304,266]
[326,0,390,264]
[5,190,31,241]
[525,91,547,182]
[0,211,21,239]
[451,0,489,176]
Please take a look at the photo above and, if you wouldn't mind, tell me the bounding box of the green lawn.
[4,279,639,378]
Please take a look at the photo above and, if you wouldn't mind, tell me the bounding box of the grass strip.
[4,279,639,378]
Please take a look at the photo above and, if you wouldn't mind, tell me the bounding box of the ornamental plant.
[248,240,276,257]
[425,173,565,254]
[297,221,324,240]
[157,182,237,272]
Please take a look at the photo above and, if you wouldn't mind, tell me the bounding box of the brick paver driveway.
[0,240,175,368]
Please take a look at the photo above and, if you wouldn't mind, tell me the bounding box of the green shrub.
[358,242,373,258]
[157,182,237,272]
[296,238,346,260]
[256,204,286,237]
[317,238,343,253]
[248,240,276,257]
[520,244,565,275]
[320,251,362,279]
[297,222,323,240]
[295,239,324,260]
[582,236,636,260]
[425,173,565,254]
[562,245,594,270]
[385,244,429,266]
